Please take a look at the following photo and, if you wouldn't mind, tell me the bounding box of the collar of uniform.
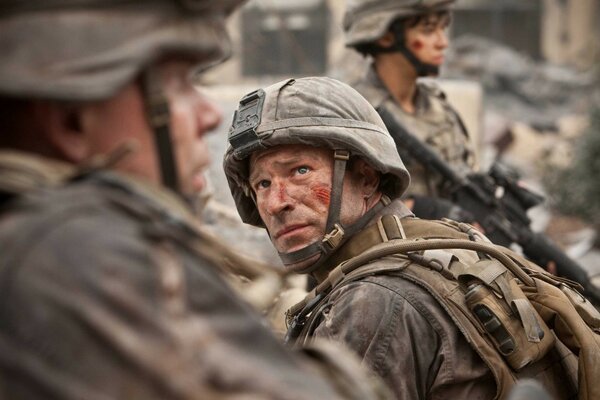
[363,63,433,116]
[94,170,200,227]
[0,150,75,195]
[312,198,413,282]
[0,149,199,228]
[355,63,390,109]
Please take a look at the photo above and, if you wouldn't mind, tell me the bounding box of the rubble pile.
[443,35,598,130]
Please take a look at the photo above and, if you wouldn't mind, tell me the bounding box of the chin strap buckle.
[334,149,350,161]
[322,223,345,250]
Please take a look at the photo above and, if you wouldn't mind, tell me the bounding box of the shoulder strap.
[286,217,536,336]
[290,215,524,315]
[324,216,471,269]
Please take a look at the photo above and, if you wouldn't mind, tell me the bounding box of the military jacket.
[0,151,389,400]
[353,65,477,198]
[290,199,577,400]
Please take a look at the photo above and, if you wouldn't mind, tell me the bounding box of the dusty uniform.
[289,199,578,400]
[353,66,477,197]
[224,78,596,400]
[0,151,388,400]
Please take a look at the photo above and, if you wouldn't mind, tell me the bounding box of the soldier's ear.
[352,159,380,197]
[40,100,90,163]
[376,31,396,49]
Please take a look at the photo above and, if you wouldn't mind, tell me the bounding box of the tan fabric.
[0,150,75,194]
[353,66,477,198]
[290,199,579,400]
[525,279,600,400]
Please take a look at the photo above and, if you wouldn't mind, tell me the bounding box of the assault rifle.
[377,107,600,303]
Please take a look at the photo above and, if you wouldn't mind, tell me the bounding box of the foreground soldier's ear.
[351,158,380,197]
[41,101,90,164]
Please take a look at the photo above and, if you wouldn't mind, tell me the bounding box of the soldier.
[0,2,390,399]
[224,77,579,399]
[343,0,477,221]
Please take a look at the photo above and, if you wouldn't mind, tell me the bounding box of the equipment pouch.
[464,279,554,371]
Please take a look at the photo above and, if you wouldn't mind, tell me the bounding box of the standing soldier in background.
[343,0,478,222]
[0,1,390,399]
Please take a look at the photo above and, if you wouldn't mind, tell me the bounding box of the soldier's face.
[404,13,451,67]
[159,61,223,196]
[249,144,370,267]
[83,60,221,196]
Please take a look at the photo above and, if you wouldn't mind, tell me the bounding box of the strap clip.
[334,149,350,161]
[322,223,345,250]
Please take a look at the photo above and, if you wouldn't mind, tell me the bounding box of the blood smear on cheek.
[311,185,331,206]
[411,40,423,50]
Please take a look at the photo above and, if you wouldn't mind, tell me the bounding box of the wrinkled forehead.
[248,144,333,176]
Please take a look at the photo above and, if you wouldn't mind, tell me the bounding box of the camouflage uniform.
[0,2,390,399]
[353,67,476,197]
[224,77,578,400]
[0,152,389,400]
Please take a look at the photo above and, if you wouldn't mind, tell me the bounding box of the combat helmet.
[224,77,410,273]
[0,0,243,193]
[344,0,455,76]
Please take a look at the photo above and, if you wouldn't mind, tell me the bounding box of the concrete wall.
[209,0,598,83]
[202,0,595,160]
[542,0,599,69]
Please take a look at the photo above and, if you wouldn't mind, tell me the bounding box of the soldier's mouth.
[275,224,309,239]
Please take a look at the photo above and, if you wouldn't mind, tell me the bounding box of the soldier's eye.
[257,180,270,189]
[297,166,309,175]
[422,25,436,34]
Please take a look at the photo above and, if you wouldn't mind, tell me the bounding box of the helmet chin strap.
[277,150,386,274]
[396,43,440,77]
[142,67,181,194]
[372,22,440,77]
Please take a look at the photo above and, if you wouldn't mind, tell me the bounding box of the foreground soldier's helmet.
[0,0,243,193]
[0,0,242,100]
[343,0,455,47]
[224,77,410,273]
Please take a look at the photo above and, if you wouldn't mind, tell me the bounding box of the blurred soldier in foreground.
[0,2,390,399]
[225,77,600,399]
[343,0,478,222]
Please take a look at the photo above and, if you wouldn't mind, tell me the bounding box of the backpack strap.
[322,216,471,270]
[286,216,536,342]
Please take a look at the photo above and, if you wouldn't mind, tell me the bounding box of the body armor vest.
[288,216,600,399]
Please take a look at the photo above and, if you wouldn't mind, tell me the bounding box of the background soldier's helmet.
[343,0,455,47]
[0,0,243,101]
[223,76,411,228]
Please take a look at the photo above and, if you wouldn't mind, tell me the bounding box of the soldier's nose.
[265,181,294,216]
[195,93,222,138]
